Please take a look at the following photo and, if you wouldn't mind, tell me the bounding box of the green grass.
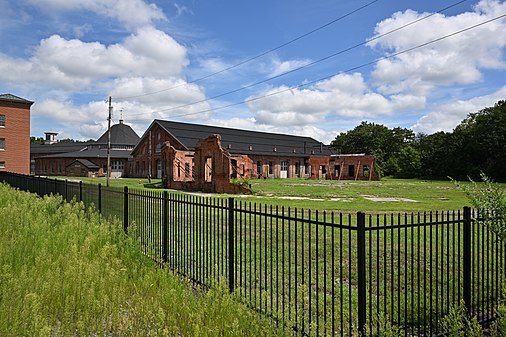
[0,183,284,337]
[57,176,505,212]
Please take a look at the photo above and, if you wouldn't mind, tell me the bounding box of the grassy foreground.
[0,183,283,337]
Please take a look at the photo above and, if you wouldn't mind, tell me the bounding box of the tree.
[331,121,416,177]
[452,100,506,181]
[30,136,44,144]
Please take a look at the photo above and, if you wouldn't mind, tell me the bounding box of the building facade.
[32,120,140,177]
[130,120,378,193]
[0,94,34,175]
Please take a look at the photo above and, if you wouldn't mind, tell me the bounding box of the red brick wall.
[0,100,31,175]
[131,123,182,178]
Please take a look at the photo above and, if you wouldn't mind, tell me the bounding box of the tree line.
[331,100,506,182]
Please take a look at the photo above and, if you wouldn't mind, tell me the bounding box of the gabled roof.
[67,159,99,169]
[37,148,132,159]
[31,142,91,157]
[135,119,334,157]
[0,93,34,105]
[95,121,140,146]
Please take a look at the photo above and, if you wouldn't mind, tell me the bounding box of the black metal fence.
[1,172,504,336]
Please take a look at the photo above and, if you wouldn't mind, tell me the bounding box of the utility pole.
[107,96,112,187]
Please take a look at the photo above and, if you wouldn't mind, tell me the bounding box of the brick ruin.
[157,134,378,194]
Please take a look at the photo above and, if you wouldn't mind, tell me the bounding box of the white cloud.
[27,0,166,30]
[246,73,425,126]
[412,85,506,134]
[368,0,506,95]
[0,27,188,90]
[268,58,312,77]
[207,117,336,144]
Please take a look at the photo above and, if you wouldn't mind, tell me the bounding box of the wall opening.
[205,157,213,182]
[348,164,355,177]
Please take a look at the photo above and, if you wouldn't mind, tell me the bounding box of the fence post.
[357,211,367,335]
[463,206,472,314]
[228,197,235,293]
[162,191,168,263]
[79,181,83,202]
[98,183,102,213]
[123,186,129,234]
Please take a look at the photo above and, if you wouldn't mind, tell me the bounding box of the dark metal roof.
[67,159,99,169]
[0,93,34,105]
[95,121,140,146]
[31,142,91,157]
[37,148,131,159]
[147,119,334,157]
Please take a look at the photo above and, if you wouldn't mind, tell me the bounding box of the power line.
[114,0,380,100]
[160,12,506,119]
[126,0,470,116]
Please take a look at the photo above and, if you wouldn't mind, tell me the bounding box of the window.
[281,161,288,171]
[112,161,124,170]
[0,138,4,150]
[0,115,5,127]
[348,165,355,177]
[257,161,262,175]
[0,161,5,169]
[268,161,274,175]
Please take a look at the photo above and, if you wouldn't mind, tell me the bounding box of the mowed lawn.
[53,176,501,213]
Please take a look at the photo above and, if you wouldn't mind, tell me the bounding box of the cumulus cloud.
[368,0,506,95]
[412,85,506,134]
[246,73,425,126]
[206,117,336,144]
[0,27,188,90]
[27,0,166,29]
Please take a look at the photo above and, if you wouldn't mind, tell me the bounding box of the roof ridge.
[0,93,34,104]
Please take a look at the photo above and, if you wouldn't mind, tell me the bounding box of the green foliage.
[30,136,44,144]
[230,177,250,188]
[452,100,506,180]
[440,302,482,337]
[490,303,506,337]
[364,312,404,337]
[454,172,506,240]
[0,183,283,336]
[331,122,416,177]
[332,101,506,181]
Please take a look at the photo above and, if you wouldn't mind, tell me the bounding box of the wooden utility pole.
[107,96,112,187]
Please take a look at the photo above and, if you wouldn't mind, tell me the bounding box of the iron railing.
[1,172,504,336]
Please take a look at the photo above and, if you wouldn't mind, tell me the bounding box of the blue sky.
[1,0,505,143]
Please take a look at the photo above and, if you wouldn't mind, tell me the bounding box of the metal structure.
[1,171,504,336]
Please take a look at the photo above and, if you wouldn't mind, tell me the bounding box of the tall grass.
[0,183,283,336]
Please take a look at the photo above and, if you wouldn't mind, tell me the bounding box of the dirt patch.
[363,196,418,202]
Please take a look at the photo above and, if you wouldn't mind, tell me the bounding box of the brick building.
[0,94,34,175]
[130,120,378,193]
[33,120,139,177]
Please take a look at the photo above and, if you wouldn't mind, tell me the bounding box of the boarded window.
[205,157,213,182]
